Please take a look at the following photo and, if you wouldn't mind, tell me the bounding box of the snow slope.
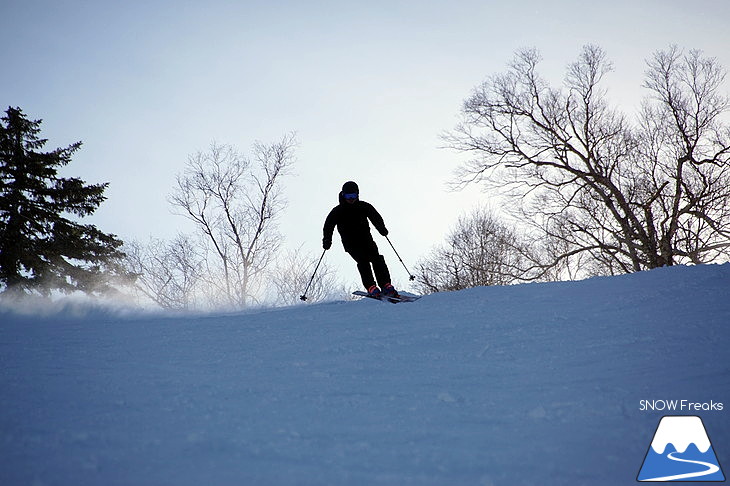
[1,264,729,486]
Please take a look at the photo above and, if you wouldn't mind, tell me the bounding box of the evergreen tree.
[0,107,126,295]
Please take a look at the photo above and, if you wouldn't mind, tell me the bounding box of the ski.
[352,291,421,303]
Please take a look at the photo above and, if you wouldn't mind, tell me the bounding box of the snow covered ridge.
[650,416,712,454]
[1,262,727,319]
[2,264,729,485]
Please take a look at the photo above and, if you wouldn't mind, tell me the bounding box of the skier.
[323,181,399,298]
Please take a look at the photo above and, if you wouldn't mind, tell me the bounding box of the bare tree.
[447,45,730,278]
[416,207,534,293]
[269,246,344,305]
[123,234,204,309]
[170,135,296,308]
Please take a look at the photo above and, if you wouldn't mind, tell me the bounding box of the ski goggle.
[343,192,358,200]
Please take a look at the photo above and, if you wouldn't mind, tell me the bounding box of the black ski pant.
[346,240,391,290]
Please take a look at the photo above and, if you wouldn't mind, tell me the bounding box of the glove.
[380,228,389,237]
[323,237,332,250]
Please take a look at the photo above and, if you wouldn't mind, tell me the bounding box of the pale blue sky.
[2,0,729,290]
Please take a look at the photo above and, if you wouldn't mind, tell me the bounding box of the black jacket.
[323,193,388,252]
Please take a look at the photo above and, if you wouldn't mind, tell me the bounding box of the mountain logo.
[637,415,725,482]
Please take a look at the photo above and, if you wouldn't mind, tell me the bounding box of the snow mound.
[651,416,711,454]
[2,264,729,485]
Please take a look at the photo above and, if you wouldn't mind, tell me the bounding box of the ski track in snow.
[1,264,729,485]
[640,451,720,481]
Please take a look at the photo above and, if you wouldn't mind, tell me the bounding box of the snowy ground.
[1,264,729,485]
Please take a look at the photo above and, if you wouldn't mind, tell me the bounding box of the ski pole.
[385,235,416,281]
[300,249,327,301]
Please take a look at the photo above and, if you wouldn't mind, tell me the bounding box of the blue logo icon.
[638,415,725,482]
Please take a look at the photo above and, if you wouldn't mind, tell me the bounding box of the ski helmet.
[342,181,359,194]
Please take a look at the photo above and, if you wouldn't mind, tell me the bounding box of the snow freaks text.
[639,400,724,412]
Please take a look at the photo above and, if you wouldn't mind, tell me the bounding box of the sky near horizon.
[2,0,730,292]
